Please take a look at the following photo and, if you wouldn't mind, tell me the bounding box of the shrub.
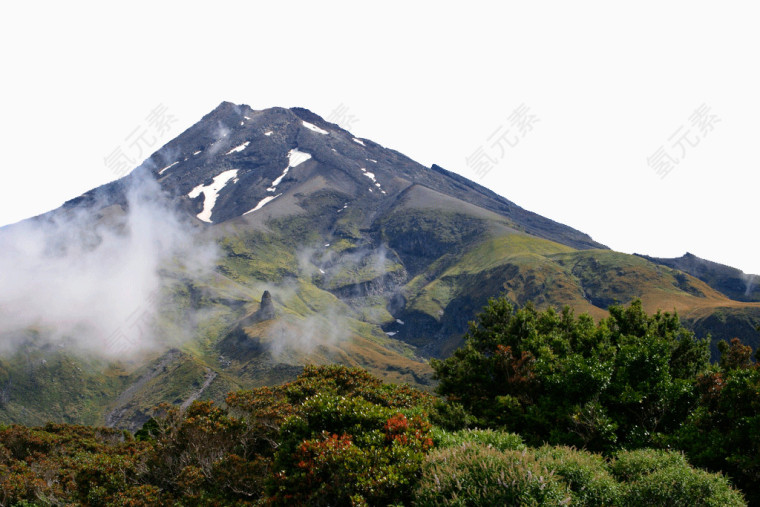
[432,299,709,451]
[432,427,525,452]
[0,424,152,505]
[534,445,621,506]
[429,399,477,431]
[611,448,689,481]
[413,443,571,506]
[612,449,745,506]
[281,364,435,411]
[670,363,760,504]
[269,392,433,505]
[623,463,745,506]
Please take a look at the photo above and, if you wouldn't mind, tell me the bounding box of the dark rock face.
[240,291,276,327]
[258,290,275,320]
[67,101,603,251]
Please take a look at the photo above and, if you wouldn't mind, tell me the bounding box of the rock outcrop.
[240,291,276,327]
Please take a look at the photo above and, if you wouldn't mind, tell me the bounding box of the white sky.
[1,1,757,274]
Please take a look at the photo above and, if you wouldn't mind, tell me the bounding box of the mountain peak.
[4,102,760,431]
[117,101,600,250]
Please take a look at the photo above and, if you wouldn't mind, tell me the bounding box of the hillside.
[637,252,760,302]
[1,102,759,428]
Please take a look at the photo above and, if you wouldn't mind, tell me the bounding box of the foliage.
[140,400,269,503]
[0,360,751,505]
[432,298,710,451]
[431,427,525,452]
[669,339,760,504]
[414,444,743,506]
[0,365,435,505]
[612,449,745,506]
[431,297,760,503]
[534,445,621,506]
[268,392,434,505]
[0,423,152,506]
[413,443,572,506]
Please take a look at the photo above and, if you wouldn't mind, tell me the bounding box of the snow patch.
[244,193,282,215]
[266,149,313,192]
[158,161,179,175]
[288,149,312,168]
[225,141,250,155]
[264,131,273,136]
[187,169,239,223]
[385,331,397,337]
[353,138,365,146]
[193,150,202,155]
[302,121,328,135]
[368,159,377,163]
[359,167,385,194]
[244,116,251,120]
[396,319,404,325]
[361,170,377,183]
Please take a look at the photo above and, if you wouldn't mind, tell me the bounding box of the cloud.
[206,122,232,156]
[0,168,218,359]
[252,243,405,362]
[743,273,758,297]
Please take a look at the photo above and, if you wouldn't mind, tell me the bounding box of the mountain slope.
[636,252,760,302]
[1,102,759,429]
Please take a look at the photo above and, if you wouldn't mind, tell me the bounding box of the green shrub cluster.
[414,443,572,506]
[1,303,755,506]
[413,443,742,506]
[0,365,437,506]
[432,297,758,503]
[431,427,525,452]
[612,449,744,506]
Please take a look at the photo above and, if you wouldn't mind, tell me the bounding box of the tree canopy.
[1,300,756,505]
[432,297,759,503]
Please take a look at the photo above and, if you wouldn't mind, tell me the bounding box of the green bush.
[414,444,745,507]
[413,443,571,506]
[430,399,477,430]
[534,445,620,506]
[670,364,760,504]
[432,299,709,451]
[270,392,433,505]
[432,427,525,452]
[611,448,689,481]
[612,449,745,506]
[624,465,745,506]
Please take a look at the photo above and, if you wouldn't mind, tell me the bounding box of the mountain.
[2,102,759,429]
[636,252,760,302]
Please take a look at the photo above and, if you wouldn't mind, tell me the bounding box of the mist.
[0,169,218,359]
[256,243,404,361]
[744,273,758,298]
